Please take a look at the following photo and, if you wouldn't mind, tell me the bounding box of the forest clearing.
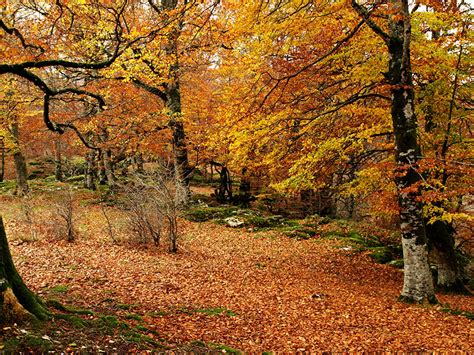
[0,183,473,352]
[1,0,473,352]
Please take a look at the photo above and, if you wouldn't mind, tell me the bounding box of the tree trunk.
[386,1,436,303]
[134,153,145,174]
[0,139,4,183]
[84,151,97,190]
[0,216,50,324]
[163,0,191,192]
[97,153,107,185]
[54,139,63,182]
[102,149,116,188]
[427,220,469,294]
[10,122,29,196]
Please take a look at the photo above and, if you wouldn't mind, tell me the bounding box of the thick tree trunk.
[10,122,29,196]
[386,1,436,303]
[0,217,50,324]
[427,220,469,293]
[54,139,63,182]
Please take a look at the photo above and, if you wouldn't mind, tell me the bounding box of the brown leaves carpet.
[11,219,474,352]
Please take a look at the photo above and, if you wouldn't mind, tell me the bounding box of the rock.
[224,217,244,228]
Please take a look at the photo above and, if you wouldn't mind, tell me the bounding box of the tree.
[0,0,180,323]
[354,0,435,303]
[0,217,50,323]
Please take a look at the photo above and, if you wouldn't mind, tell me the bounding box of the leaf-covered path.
[11,218,474,352]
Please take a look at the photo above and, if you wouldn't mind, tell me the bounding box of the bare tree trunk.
[0,216,50,323]
[10,122,29,196]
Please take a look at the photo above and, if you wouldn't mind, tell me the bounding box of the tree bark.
[54,139,63,182]
[10,122,29,196]
[0,216,50,324]
[0,139,4,183]
[352,0,436,303]
[427,220,469,293]
[163,0,192,192]
[84,150,97,190]
[102,149,116,188]
[386,1,436,303]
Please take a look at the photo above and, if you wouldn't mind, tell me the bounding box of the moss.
[388,259,404,269]
[64,175,85,183]
[440,306,474,320]
[0,180,16,192]
[368,247,395,264]
[184,206,239,222]
[49,285,68,293]
[3,337,21,351]
[398,294,438,305]
[23,334,52,350]
[97,315,119,328]
[125,313,143,321]
[346,231,382,247]
[208,342,241,354]
[45,298,68,311]
[116,303,135,310]
[54,313,89,328]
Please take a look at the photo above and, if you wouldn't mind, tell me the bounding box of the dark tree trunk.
[424,38,468,294]
[10,122,29,196]
[0,139,4,183]
[134,153,145,174]
[84,151,97,190]
[97,153,107,185]
[54,139,63,182]
[0,217,50,324]
[103,149,116,188]
[163,0,191,193]
[211,161,232,203]
[427,219,469,294]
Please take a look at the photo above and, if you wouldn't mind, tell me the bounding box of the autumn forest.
[0,0,473,352]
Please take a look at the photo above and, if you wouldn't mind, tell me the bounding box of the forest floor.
[0,185,473,352]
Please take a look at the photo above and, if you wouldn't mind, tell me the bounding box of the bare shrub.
[18,194,38,241]
[53,188,77,242]
[120,168,186,252]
